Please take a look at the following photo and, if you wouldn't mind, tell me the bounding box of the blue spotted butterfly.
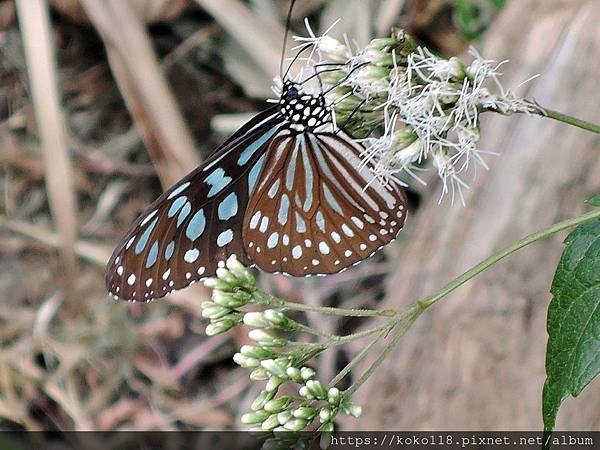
[106,70,407,302]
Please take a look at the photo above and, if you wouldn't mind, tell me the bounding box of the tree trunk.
[351,0,600,430]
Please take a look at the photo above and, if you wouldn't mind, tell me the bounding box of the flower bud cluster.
[242,360,362,433]
[200,257,364,434]
[201,255,255,335]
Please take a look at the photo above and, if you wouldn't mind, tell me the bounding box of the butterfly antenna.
[282,43,313,82]
[279,0,297,80]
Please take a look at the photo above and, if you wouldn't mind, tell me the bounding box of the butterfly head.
[279,80,330,132]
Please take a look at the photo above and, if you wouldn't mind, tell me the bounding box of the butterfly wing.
[105,108,282,301]
[242,130,408,275]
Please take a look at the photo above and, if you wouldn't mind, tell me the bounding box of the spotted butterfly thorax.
[106,77,408,302]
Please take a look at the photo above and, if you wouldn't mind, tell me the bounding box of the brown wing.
[242,130,408,276]
[105,109,282,301]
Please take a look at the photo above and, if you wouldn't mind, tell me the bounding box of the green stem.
[288,313,404,349]
[330,321,395,346]
[253,291,396,317]
[329,321,395,388]
[420,209,600,309]
[292,321,335,339]
[344,310,422,398]
[345,208,600,397]
[537,107,600,134]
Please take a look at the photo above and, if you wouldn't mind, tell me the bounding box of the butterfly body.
[278,82,330,133]
[106,81,407,302]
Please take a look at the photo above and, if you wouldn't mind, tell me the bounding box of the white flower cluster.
[294,25,539,204]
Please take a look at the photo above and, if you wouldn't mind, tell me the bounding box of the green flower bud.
[241,409,270,424]
[292,407,317,420]
[201,303,231,320]
[364,48,393,66]
[233,353,260,368]
[327,387,341,405]
[205,318,236,336]
[321,69,346,87]
[226,255,255,287]
[300,367,315,381]
[261,413,281,431]
[319,407,332,423]
[263,309,288,327]
[216,267,240,286]
[341,401,362,418]
[260,358,289,378]
[333,94,364,112]
[276,410,293,425]
[264,396,293,413]
[240,345,277,360]
[298,386,313,399]
[248,329,287,347]
[448,56,466,80]
[212,290,248,308]
[283,418,309,432]
[251,389,276,411]
[321,421,334,432]
[306,380,327,400]
[369,37,399,51]
[392,128,418,149]
[243,312,271,328]
[266,376,283,392]
[355,65,389,85]
[250,368,270,381]
[285,367,301,381]
[203,277,233,292]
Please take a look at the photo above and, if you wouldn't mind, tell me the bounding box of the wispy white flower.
[291,25,540,204]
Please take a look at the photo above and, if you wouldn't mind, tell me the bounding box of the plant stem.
[329,322,395,387]
[292,321,335,339]
[252,291,397,317]
[537,107,600,134]
[344,310,422,398]
[420,209,600,308]
[330,321,395,346]
[344,208,600,397]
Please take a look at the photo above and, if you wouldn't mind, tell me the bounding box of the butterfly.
[105,26,408,303]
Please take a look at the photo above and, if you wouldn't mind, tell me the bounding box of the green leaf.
[587,195,600,207]
[543,219,600,431]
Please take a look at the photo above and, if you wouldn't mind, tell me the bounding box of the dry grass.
[15,0,79,305]
[0,0,481,433]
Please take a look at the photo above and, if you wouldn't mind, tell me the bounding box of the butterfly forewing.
[106,108,281,301]
[242,130,407,276]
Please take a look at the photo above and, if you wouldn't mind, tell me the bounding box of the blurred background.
[1,0,599,433]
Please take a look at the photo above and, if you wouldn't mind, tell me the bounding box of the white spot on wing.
[292,245,302,259]
[318,242,330,254]
[126,236,136,250]
[250,211,261,229]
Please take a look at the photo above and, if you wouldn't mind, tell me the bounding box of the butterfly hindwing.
[242,130,408,276]
[105,108,282,301]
